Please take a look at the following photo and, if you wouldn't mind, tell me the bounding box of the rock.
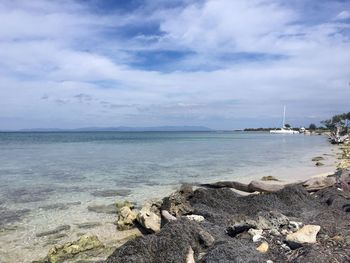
[286,225,321,248]
[288,221,302,231]
[185,215,204,222]
[161,210,177,221]
[256,242,269,253]
[281,243,291,251]
[269,229,281,236]
[116,206,137,231]
[76,222,102,229]
[199,230,215,247]
[161,185,194,217]
[91,189,131,197]
[136,203,161,233]
[36,225,71,237]
[42,234,103,263]
[227,221,256,237]
[0,207,30,227]
[256,211,289,230]
[312,156,324,162]
[266,260,273,263]
[315,161,324,166]
[248,180,286,193]
[87,204,117,214]
[303,177,336,191]
[186,247,195,263]
[248,229,264,242]
[261,176,279,181]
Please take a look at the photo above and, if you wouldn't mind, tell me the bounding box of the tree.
[309,123,317,130]
[284,123,291,128]
[321,112,350,131]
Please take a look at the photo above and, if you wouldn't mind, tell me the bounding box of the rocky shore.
[34,143,350,263]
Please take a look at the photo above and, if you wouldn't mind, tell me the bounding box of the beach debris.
[261,176,279,181]
[37,234,104,263]
[136,202,161,233]
[185,214,204,222]
[116,206,137,231]
[286,225,320,248]
[91,189,131,197]
[186,247,195,263]
[303,176,336,191]
[248,228,264,242]
[161,184,194,216]
[256,241,269,253]
[36,225,71,237]
[199,230,215,247]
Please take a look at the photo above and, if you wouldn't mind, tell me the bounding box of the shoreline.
[0,136,345,263]
[32,141,350,263]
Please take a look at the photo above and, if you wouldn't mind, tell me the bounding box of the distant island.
[16,126,213,132]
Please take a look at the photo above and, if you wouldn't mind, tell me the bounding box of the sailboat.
[270,106,299,134]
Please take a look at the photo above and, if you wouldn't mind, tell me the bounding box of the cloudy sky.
[0,0,349,130]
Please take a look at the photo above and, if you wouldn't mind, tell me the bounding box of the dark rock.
[227,222,256,237]
[39,201,81,211]
[161,185,194,217]
[36,225,71,237]
[87,204,117,214]
[0,207,30,227]
[4,186,54,203]
[76,222,102,229]
[91,189,131,197]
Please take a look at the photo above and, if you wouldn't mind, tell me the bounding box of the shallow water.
[0,131,337,262]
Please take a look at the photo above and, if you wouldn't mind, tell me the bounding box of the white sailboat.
[270,106,299,134]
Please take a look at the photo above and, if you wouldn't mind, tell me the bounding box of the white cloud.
[0,0,349,129]
[335,10,350,20]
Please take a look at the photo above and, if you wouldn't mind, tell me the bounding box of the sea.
[0,131,338,262]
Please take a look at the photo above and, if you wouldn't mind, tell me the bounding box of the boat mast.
[282,105,286,128]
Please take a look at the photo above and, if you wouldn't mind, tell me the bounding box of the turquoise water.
[0,131,337,262]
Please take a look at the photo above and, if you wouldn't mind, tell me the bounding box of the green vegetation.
[321,112,350,131]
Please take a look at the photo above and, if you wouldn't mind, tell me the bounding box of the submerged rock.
[261,176,279,181]
[116,206,137,231]
[87,204,117,214]
[76,222,102,229]
[38,234,104,263]
[115,200,135,210]
[39,201,81,211]
[4,186,54,203]
[312,156,324,162]
[0,207,30,227]
[91,189,131,197]
[36,225,71,237]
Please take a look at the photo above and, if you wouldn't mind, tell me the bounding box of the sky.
[0,0,350,130]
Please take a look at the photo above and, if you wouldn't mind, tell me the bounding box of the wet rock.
[256,242,269,253]
[0,207,30,227]
[116,206,137,231]
[286,225,320,248]
[87,204,117,214]
[185,215,204,222]
[76,222,102,229]
[261,176,279,181]
[312,156,324,162]
[136,203,161,233]
[40,234,104,263]
[39,201,81,211]
[91,189,131,197]
[199,230,215,247]
[4,186,54,203]
[36,225,71,237]
[161,184,194,217]
[315,161,324,166]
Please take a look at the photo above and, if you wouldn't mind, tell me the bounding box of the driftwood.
[200,180,297,193]
[161,210,177,221]
[199,179,337,193]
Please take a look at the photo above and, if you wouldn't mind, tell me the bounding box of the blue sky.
[0,0,349,130]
